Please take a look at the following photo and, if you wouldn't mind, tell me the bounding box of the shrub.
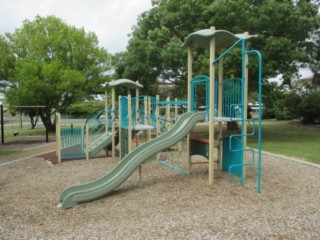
[299,92,320,124]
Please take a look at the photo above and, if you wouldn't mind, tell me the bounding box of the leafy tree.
[305,28,320,88]
[65,101,105,118]
[115,0,319,99]
[299,91,320,123]
[275,92,302,120]
[0,16,111,131]
[262,81,286,119]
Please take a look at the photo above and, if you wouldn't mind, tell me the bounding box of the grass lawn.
[1,119,319,164]
[192,120,320,164]
[248,120,320,164]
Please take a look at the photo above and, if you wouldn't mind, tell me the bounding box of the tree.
[0,16,111,131]
[116,0,319,99]
[299,91,320,123]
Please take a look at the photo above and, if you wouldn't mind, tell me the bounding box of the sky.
[0,0,152,54]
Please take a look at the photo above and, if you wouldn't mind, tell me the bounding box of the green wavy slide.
[59,112,205,209]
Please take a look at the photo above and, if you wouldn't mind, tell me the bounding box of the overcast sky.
[0,0,152,54]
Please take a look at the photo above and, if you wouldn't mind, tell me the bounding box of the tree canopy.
[0,16,111,130]
[113,0,319,97]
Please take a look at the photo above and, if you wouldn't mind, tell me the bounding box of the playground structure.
[59,27,262,209]
[56,80,186,162]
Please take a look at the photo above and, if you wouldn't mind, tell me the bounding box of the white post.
[128,94,132,153]
[118,95,122,160]
[112,85,116,160]
[86,126,89,160]
[218,53,224,169]
[56,113,61,163]
[209,26,216,185]
[105,88,109,133]
[187,45,193,173]
[156,95,160,160]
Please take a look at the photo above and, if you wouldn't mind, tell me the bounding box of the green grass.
[247,120,320,164]
[2,119,319,164]
[1,127,47,138]
[192,120,320,164]
[0,150,18,156]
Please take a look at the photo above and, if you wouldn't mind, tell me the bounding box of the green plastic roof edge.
[101,79,143,89]
[182,28,257,50]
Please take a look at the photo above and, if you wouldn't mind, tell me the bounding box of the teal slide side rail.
[60,112,205,209]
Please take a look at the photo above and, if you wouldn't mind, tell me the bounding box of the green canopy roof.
[101,79,143,89]
[182,28,257,50]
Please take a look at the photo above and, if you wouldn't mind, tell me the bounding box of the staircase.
[88,132,112,158]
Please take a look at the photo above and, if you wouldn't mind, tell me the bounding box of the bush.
[299,92,320,124]
[282,92,302,119]
[274,108,295,120]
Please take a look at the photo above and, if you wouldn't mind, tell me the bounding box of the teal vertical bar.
[245,49,263,193]
[240,39,246,186]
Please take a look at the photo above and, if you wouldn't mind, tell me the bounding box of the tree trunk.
[39,112,56,132]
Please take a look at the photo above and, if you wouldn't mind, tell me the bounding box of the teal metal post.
[1,104,4,144]
[245,49,263,193]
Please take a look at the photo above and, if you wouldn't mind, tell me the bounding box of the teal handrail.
[245,49,263,194]
[212,38,242,64]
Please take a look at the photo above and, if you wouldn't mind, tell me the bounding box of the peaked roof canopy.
[182,27,257,50]
[101,79,143,89]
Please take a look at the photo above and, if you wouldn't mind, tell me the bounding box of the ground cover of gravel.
[0,143,319,239]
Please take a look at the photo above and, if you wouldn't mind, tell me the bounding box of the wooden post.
[218,53,224,169]
[209,26,216,185]
[112,84,116,160]
[56,113,61,163]
[128,94,132,153]
[156,95,160,160]
[118,95,122,160]
[174,98,178,122]
[187,45,193,173]
[166,96,170,122]
[105,88,109,133]
[136,82,140,125]
[86,126,89,160]
[1,104,4,144]
[147,97,152,140]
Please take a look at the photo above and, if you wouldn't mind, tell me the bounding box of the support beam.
[187,45,193,173]
[112,85,116,160]
[128,94,132,153]
[105,88,109,133]
[209,27,216,185]
[1,104,4,144]
[243,33,249,179]
[218,55,224,169]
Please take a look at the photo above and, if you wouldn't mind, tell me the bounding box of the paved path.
[0,141,56,167]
